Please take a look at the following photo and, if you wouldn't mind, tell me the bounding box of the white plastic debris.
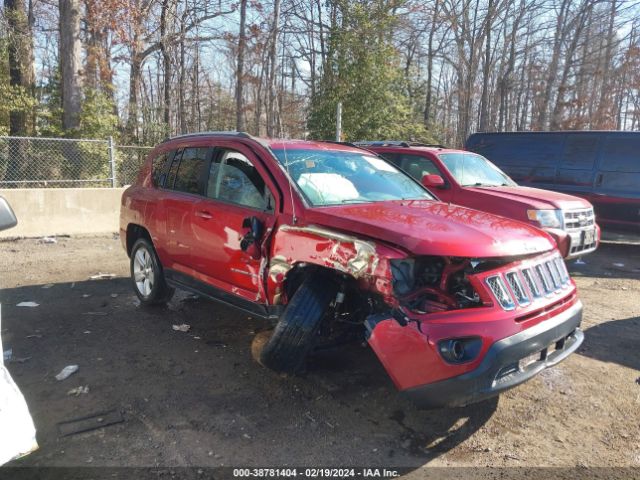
[66,386,89,396]
[172,324,191,332]
[82,294,91,298]
[41,284,54,289]
[16,302,39,308]
[574,258,586,265]
[55,365,79,381]
[40,237,57,244]
[613,262,625,268]
[1,305,38,464]
[89,273,116,280]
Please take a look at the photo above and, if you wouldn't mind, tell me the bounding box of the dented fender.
[265,224,405,304]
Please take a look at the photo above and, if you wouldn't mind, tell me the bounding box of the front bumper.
[402,300,583,409]
[548,224,600,259]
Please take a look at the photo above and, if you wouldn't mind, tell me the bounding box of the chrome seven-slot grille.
[485,254,570,311]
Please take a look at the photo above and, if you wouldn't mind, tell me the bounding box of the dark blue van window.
[470,133,564,167]
[600,136,640,173]
[560,135,599,169]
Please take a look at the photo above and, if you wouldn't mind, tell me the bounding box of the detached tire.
[130,237,174,306]
[258,275,338,374]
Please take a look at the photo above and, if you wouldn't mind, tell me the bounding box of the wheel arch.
[126,223,153,257]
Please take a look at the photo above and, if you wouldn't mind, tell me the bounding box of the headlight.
[527,209,563,228]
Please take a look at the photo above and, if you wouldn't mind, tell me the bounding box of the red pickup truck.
[358,141,600,259]
[120,132,584,408]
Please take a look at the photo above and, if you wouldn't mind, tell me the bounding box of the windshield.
[271,148,434,206]
[440,153,517,187]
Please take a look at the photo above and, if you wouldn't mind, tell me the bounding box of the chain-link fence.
[0,136,153,188]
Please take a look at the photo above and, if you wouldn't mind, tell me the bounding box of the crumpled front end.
[365,250,584,408]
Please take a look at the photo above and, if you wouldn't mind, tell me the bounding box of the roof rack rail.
[320,140,360,148]
[354,140,448,149]
[162,131,253,143]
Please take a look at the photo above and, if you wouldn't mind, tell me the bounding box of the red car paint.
[121,133,584,407]
[362,144,600,259]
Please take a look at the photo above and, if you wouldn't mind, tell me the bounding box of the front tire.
[130,238,174,306]
[257,275,338,374]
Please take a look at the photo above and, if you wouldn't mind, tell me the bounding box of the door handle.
[595,173,603,187]
[195,210,213,220]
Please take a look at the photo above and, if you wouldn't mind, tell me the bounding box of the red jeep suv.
[358,141,600,259]
[120,132,584,408]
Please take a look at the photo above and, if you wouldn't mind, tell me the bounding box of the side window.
[206,149,273,211]
[398,154,441,180]
[378,152,401,167]
[560,135,599,170]
[173,147,208,194]
[165,150,182,189]
[151,152,168,186]
[378,153,441,180]
[600,135,640,173]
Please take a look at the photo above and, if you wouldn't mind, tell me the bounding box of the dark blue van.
[465,131,640,231]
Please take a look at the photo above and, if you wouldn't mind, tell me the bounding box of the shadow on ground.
[567,242,640,281]
[2,278,497,470]
[579,316,640,371]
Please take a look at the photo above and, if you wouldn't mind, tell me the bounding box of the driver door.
[190,146,275,303]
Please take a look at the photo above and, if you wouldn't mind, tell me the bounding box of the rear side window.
[380,153,442,180]
[151,152,168,186]
[206,149,273,211]
[165,152,181,189]
[173,147,208,194]
[601,136,640,173]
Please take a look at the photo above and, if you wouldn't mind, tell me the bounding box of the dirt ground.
[0,235,638,476]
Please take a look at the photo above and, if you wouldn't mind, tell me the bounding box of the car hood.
[467,186,590,210]
[305,200,555,258]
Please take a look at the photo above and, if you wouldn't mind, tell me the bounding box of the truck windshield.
[440,152,517,187]
[272,148,434,206]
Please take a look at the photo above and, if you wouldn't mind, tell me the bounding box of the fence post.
[108,136,117,188]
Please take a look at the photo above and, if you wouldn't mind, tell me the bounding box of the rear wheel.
[130,238,174,306]
[256,275,339,374]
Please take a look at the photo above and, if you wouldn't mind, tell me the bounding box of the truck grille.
[563,208,597,256]
[564,208,595,230]
[485,253,571,311]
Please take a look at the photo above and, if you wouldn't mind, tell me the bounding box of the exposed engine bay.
[390,256,510,314]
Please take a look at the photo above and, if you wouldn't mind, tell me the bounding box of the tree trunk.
[478,0,494,131]
[424,0,440,128]
[126,39,142,141]
[235,0,247,131]
[5,0,35,136]
[160,0,172,133]
[59,0,84,131]
[536,0,570,130]
[266,0,282,137]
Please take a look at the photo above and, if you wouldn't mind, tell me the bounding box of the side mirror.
[421,174,446,189]
[0,197,17,232]
[240,216,264,258]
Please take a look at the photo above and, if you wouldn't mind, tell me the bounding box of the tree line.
[1,0,639,146]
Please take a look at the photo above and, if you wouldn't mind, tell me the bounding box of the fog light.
[438,337,482,364]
